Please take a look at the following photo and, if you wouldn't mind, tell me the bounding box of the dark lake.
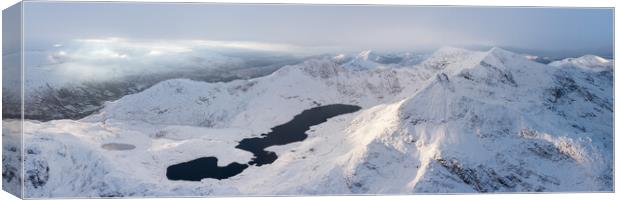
[166,104,361,181]
[166,157,248,181]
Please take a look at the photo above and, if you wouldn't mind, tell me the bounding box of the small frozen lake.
[101,143,136,151]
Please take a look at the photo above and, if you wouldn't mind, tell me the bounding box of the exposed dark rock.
[26,159,49,189]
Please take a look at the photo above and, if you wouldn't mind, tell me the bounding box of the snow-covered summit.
[341,50,387,71]
[5,46,613,197]
[342,46,612,193]
[357,50,379,61]
[332,53,352,64]
[549,55,613,72]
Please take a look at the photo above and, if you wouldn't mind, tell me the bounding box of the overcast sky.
[21,2,614,56]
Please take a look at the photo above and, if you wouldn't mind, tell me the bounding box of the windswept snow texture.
[4,47,613,197]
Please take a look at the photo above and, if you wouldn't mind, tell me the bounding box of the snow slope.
[4,47,613,197]
[342,47,613,193]
[84,54,438,129]
[549,55,614,72]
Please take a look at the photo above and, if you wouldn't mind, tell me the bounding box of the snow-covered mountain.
[342,47,612,193]
[339,50,429,71]
[3,47,613,197]
[549,55,614,72]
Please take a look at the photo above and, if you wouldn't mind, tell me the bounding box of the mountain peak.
[356,50,378,61]
[578,54,611,64]
[483,47,522,62]
[332,53,351,64]
[340,50,385,71]
[549,54,613,71]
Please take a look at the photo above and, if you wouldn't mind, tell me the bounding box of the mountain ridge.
[3,46,613,197]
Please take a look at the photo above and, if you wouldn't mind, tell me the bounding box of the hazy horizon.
[17,2,614,58]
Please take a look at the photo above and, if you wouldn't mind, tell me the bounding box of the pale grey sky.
[19,2,615,57]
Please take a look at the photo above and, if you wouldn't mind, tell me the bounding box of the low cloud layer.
[25,38,310,85]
